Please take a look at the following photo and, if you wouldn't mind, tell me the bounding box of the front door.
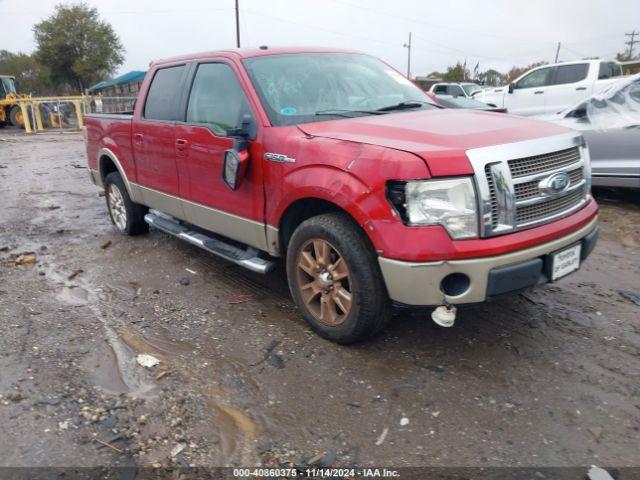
[173,61,267,250]
[506,66,552,116]
[132,64,188,219]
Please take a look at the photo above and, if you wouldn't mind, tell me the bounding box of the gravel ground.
[0,133,639,477]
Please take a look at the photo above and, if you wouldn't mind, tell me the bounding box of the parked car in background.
[540,74,640,189]
[474,60,624,116]
[429,82,483,98]
[84,47,598,343]
[426,92,507,112]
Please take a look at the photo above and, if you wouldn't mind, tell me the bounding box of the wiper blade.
[376,100,431,112]
[315,109,386,118]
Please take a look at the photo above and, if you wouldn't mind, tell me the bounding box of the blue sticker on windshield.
[280,107,297,115]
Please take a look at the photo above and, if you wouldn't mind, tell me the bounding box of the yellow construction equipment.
[0,74,75,130]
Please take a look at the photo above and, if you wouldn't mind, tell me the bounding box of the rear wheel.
[286,213,391,344]
[104,172,148,235]
[9,105,23,128]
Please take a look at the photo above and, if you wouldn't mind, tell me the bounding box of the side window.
[143,65,186,121]
[517,68,551,89]
[449,85,464,96]
[552,64,589,85]
[598,62,622,79]
[434,85,447,94]
[186,63,251,136]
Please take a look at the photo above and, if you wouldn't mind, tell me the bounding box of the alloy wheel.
[295,238,353,326]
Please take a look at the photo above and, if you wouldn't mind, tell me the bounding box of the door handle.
[576,87,587,91]
[175,139,189,151]
[534,91,544,95]
[133,133,143,146]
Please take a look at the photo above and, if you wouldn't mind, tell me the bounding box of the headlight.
[404,178,478,239]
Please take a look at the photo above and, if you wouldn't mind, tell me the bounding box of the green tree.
[33,3,124,92]
[442,62,470,82]
[477,69,506,87]
[505,61,547,83]
[0,50,52,95]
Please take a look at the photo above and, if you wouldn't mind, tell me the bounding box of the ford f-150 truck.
[85,47,599,343]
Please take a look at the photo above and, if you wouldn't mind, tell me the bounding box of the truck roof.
[152,47,360,67]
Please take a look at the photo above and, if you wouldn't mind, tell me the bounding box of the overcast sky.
[1,0,639,79]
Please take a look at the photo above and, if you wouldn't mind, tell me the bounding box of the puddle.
[44,263,157,398]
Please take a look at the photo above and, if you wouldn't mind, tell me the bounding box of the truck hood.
[296,109,570,176]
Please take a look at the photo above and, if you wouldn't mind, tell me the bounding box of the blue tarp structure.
[88,70,147,93]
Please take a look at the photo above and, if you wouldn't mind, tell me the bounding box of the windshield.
[243,53,435,126]
[0,77,17,95]
[462,84,481,95]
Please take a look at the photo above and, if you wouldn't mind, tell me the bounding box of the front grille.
[477,140,588,236]
[508,147,581,178]
[516,189,584,224]
[514,167,584,200]
[485,164,498,228]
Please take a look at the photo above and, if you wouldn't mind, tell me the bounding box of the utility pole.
[625,30,639,59]
[235,0,241,48]
[403,32,412,79]
[554,42,561,63]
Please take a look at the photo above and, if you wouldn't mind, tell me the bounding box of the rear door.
[173,61,267,250]
[505,66,552,115]
[132,64,188,218]
[544,63,590,114]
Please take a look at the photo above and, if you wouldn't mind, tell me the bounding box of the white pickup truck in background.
[474,60,624,116]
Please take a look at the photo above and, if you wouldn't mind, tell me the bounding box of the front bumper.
[378,216,598,306]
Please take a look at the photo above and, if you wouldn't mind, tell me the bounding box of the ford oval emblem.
[539,172,571,195]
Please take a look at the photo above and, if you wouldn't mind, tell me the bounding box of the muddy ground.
[0,133,639,476]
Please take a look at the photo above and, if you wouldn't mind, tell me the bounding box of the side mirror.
[508,83,515,94]
[223,114,254,190]
[223,141,250,190]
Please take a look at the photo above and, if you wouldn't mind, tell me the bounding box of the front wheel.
[286,213,391,344]
[104,172,148,235]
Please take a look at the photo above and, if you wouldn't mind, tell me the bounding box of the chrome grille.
[508,147,581,178]
[516,190,584,224]
[485,164,498,228]
[467,134,589,237]
[514,167,584,201]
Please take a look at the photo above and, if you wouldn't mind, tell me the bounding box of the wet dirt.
[1,133,639,472]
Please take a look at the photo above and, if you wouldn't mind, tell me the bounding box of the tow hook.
[431,304,457,328]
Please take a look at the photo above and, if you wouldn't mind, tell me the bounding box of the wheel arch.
[98,147,135,197]
[277,195,378,257]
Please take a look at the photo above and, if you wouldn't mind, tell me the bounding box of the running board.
[144,210,276,274]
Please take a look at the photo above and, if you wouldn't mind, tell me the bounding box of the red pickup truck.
[85,47,598,343]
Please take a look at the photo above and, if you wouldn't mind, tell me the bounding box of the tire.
[286,212,391,344]
[9,105,23,128]
[104,172,149,235]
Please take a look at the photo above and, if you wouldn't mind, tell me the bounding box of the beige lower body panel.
[131,183,277,255]
[379,216,598,306]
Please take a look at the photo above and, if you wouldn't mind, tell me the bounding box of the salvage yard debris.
[14,254,36,265]
[136,354,160,368]
[67,269,83,280]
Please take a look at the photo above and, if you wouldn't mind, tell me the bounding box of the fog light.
[440,273,470,297]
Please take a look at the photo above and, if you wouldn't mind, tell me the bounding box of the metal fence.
[1,94,137,133]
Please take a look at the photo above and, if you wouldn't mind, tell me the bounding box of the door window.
[516,68,551,89]
[186,63,251,136]
[143,65,186,121]
[551,64,589,85]
[448,85,464,96]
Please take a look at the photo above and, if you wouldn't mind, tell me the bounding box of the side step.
[144,210,276,274]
